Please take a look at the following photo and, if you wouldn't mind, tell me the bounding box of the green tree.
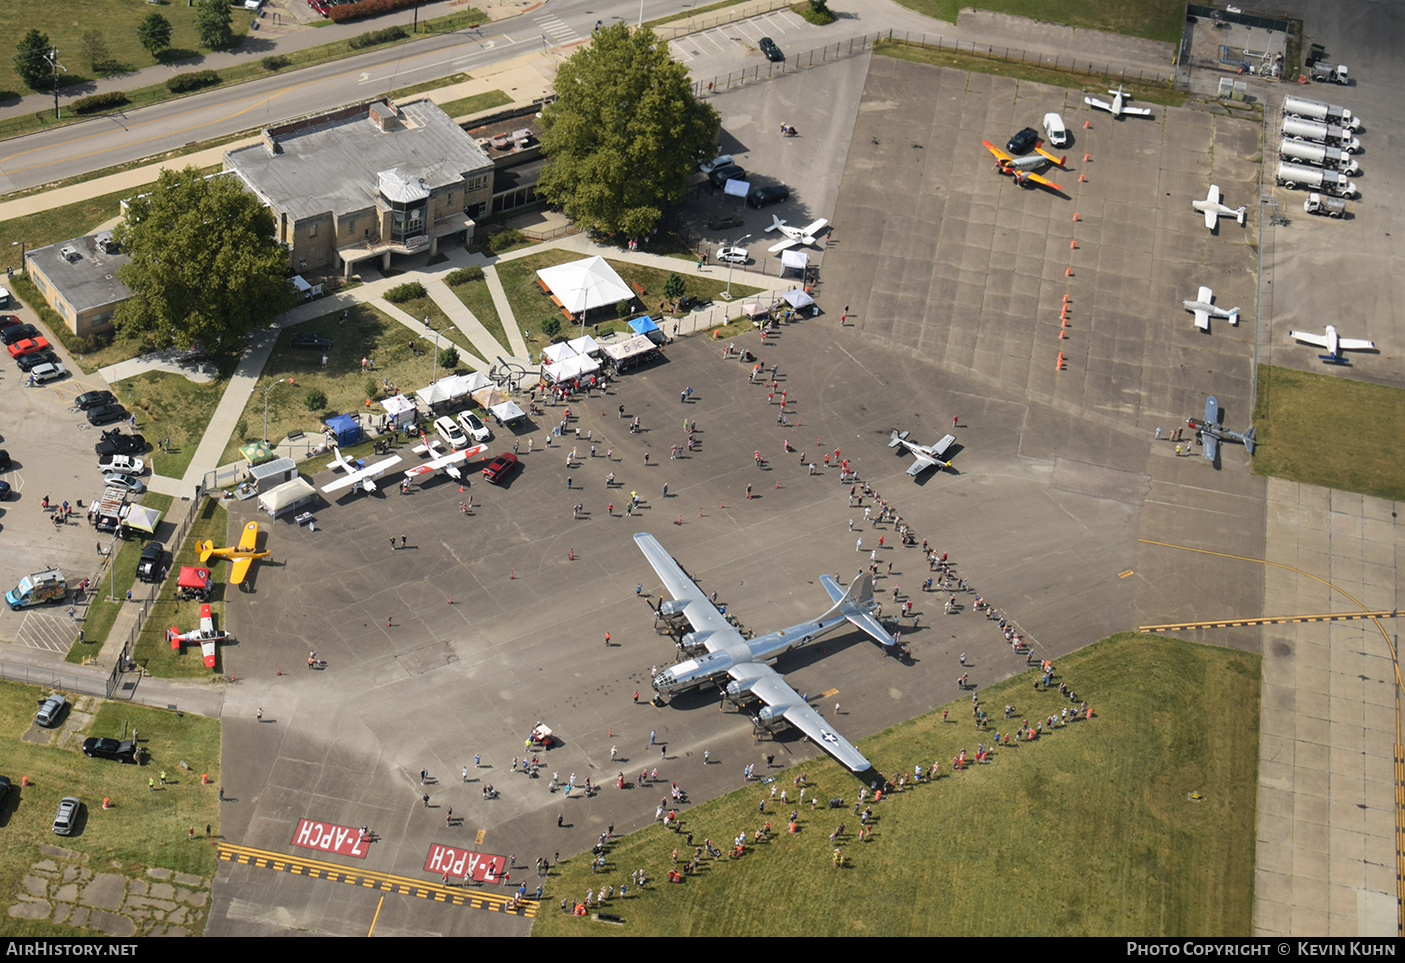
[539,316,561,340]
[14,30,52,91]
[194,0,234,50]
[137,13,174,59]
[537,24,719,238]
[438,346,461,371]
[113,166,296,353]
[663,272,686,307]
[80,30,111,73]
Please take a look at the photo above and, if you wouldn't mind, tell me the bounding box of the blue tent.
[628,315,666,345]
[325,413,362,447]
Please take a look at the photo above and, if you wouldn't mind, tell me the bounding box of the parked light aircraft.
[1287,325,1376,363]
[1187,395,1255,464]
[167,603,229,668]
[888,429,957,477]
[1182,286,1240,331]
[765,214,829,253]
[636,533,891,788]
[196,521,269,585]
[404,436,489,486]
[1192,185,1246,231]
[980,140,1066,191]
[321,446,403,494]
[1083,84,1152,119]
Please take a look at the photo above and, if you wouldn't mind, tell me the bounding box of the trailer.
[1281,94,1361,130]
[1275,162,1357,199]
[1281,117,1362,153]
[1276,138,1360,175]
[1303,193,1347,218]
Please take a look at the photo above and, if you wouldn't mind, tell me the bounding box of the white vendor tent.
[472,386,508,408]
[542,342,577,365]
[258,478,318,518]
[544,354,600,383]
[379,394,418,427]
[489,400,528,426]
[782,288,815,309]
[537,256,634,314]
[416,373,481,407]
[780,249,810,271]
[567,335,602,357]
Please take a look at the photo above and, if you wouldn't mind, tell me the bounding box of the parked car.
[706,213,745,231]
[35,694,68,728]
[98,454,145,475]
[0,450,10,471]
[28,361,67,384]
[95,433,145,457]
[1006,126,1040,154]
[87,404,128,426]
[0,324,37,346]
[759,37,784,62]
[0,774,11,807]
[482,452,519,484]
[136,542,165,583]
[1042,111,1070,148]
[16,350,59,372]
[290,333,332,350]
[434,415,468,450]
[455,410,492,443]
[716,247,750,264]
[0,314,23,331]
[75,390,116,411]
[698,153,734,174]
[52,797,80,835]
[83,737,139,762]
[7,337,50,359]
[102,473,147,494]
[747,185,789,209]
[709,164,746,188]
[0,480,10,500]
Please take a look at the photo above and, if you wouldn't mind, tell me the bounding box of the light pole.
[726,233,751,299]
[425,317,442,384]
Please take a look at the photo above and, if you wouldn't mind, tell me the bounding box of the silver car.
[103,473,147,494]
[29,361,67,384]
[52,796,80,835]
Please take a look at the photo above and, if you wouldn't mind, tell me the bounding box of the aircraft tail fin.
[1227,307,1240,324]
[833,572,894,648]
[888,429,910,449]
[1235,206,1246,225]
[766,214,785,233]
[1243,426,1256,456]
[196,540,214,563]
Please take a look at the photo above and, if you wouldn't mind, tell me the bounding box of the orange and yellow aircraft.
[197,521,269,585]
[980,140,1065,192]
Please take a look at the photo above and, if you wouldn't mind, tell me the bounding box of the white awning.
[537,256,634,314]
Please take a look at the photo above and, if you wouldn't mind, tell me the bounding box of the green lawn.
[71,493,175,663]
[445,276,510,353]
[437,89,515,121]
[0,680,219,937]
[110,372,228,480]
[387,293,487,364]
[894,0,1187,44]
[1253,365,1405,501]
[532,633,1259,937]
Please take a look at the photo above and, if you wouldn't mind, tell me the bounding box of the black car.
[290,333,332,350]
[0,774,11,807]
[759,37,784,62]
[1006,126,1040,154]
[82,737,139,763]
[75,390,116,411]
[0,324,37,346]
[0,450,9,472]
[0,314,23,331]
[709,164,746,188]
[87,404,128,426]
[16,349,58,372]
[95,433,146,457]
[136,542,165,583]
[706,213,745,231]
[747,185,790,209]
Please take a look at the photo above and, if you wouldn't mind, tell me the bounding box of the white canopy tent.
[566,335,602,357]
[780,249,810,271]
[489,400,527,426]
[782,288,816,309]
[537,256,634,314]
[544,354,600,383]
[379,394,418,427]
[542,342,577,365]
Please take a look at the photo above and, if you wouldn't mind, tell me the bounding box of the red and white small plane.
[403,436,490,486]
[168,603,229,668]
[980,140,1065,191]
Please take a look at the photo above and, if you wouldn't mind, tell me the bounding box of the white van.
[1042,112,1070,148]
[434,415,468,450]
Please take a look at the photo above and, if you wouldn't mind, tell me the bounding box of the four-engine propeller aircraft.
[1182,286,1240,331]
[980,140,1066,191]
[765,214,829,253]
[1287,325,1376,364]
[321,446,403,494]
[1083,84,1152,119]
[888,429,957,478]
[167,603,230,668]
[403,436,489,486]
[636,533,891,789]
[1187,395,1255,464]
[1192,185,1247,231]
[196,521,269,585]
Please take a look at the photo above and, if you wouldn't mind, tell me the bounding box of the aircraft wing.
[800,218,828,238]
[1202,430,1219,462]
[906,454,936,477]
[981,140,1013,163]
[229,556,253,584]
[1023,171,1063,191]
[1033,145,1067,167]
[1288,330,1331,348]
[1122,104,1152,116]
[635,533,743,650]
[199,603,214,634]
[1203,207,1218,229]
[728,661,881,785]
[1191,308,1210,331]
[1084,96,1112,112]
[767,237,800,253]
[1337,337,1375,350]
[236,521,259,552]
[322,455,404,493]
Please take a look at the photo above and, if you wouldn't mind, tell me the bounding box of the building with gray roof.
[25,231,133,337]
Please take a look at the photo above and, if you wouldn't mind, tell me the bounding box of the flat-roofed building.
[24,231,132,337]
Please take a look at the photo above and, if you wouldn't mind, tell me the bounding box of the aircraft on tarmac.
[321,446,403,494]
[1287,325,1376,364]
[1192,185,1247,231]
[1187,395,1255,464]
[636,533,892,789]
[196,521,269,585]
[765,214,829,253]
[403,437,489,486]
[1182,286,1240,331]
[980,140,1066,191]
[1083,84,1153,120]
[167,603,230,668]
[888,429,957,478]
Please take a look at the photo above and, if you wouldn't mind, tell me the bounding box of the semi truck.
[1281,94,1361,130]
[1275,161,1357,199]
[6,569,67,610]
[1277,138,1360,175]
[1281,116,1362,153]
[1303,193,1347,218]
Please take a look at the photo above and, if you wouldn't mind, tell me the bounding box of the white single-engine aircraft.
[888,429,957,478]
[636,533,892,789]
[1192,185,1247,231]
[980,140,1066,191]
[321,446,403,494]
[1182,286,1240,331]
[403,437,489,486]
[1287,325,1376,364]
[168,603,229,669]
[765,214,829,253]
[1083,84,1152,119]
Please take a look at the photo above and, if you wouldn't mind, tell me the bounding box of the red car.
[482,452,519,484]
[7,337,50,358]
